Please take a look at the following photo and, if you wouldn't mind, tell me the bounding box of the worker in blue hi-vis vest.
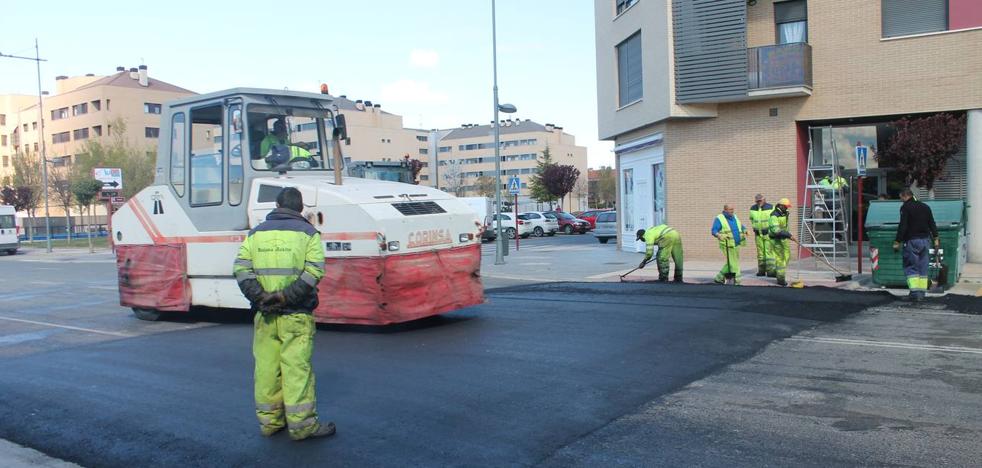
[712,204,748,285]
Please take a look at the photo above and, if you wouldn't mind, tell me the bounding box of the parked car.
[458,196,497,243]
[592,210,617,244]
[547,211,591,234]
[576,209,613,230]
[492,213,532,239]
[519,211,560,237]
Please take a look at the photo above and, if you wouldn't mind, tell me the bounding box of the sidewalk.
[0,439,79,468]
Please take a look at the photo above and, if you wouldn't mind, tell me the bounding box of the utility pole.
[492,0,505,265]
[1,39,53,252]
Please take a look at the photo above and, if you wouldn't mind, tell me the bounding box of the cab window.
[170,112,186,197]
[247,105,333,172]
[189,105,223,206]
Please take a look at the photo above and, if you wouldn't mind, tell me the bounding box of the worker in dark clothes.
[893,188,939,302]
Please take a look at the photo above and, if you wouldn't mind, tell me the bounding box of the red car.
[575,209,613,230]
[546,211,591,234]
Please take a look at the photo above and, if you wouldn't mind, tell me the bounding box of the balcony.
[747,42,813,98]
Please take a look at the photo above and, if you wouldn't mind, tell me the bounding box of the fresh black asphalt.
[0,282,891,467]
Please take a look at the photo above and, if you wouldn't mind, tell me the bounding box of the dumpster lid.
[865,199,965,229]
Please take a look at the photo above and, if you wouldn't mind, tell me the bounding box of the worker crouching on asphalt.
[893,188,939,302]
[636,224,684,282]
[768,198,794,286]
[712,204,747,285]
[233,187,336,441]
[749,194,775,277]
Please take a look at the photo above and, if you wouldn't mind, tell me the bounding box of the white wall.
[968,109,982,263]
[619,142,665,251]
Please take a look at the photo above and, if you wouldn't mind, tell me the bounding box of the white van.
[458,196,497,243]
[0,205,19,255]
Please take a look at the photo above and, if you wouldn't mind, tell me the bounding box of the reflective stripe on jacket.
[713,214,745,247]
[749,203,774,233]
[233,208,325,314]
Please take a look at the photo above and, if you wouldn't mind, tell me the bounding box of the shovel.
[620,258,653,281]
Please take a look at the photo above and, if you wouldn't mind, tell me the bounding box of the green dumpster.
[865,200,966,289]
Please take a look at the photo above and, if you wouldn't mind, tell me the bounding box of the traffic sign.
[99,190,120,200]
[855,144,869,176]
[507,176,521,195]
[112,197,126,203]
[93,167,123,190]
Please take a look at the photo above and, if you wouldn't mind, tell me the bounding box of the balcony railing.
[748,42,812,90]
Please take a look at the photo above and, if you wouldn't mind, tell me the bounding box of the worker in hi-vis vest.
[749,194,775,277]
[233,187,336,441]
[768,198,794,287]
[635,224,684,282]
[712,204,748,285]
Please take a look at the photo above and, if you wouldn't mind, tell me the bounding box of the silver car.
[592,210,617,244]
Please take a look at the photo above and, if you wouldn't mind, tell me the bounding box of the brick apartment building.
[594,0,982,260]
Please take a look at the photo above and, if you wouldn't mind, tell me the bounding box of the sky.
[0,0,614,168]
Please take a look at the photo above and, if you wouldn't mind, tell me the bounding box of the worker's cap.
[754,193,764,201]
[636,229,646,241]
[778,198,792,207]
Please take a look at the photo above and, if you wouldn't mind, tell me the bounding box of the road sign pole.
[514,194,519,251]
[857,176,864,274]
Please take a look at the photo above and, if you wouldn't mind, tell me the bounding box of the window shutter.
[882,0,947,38]
[775,0,807,23]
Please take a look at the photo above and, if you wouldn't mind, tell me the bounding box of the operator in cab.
[259,118,318,169]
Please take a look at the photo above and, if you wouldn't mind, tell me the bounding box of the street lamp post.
[1,38,53,252]
[491,0,518,265]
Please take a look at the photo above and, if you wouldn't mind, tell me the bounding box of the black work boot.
[298,422,336,441]
[756,268,766,277]
[777,279,788,287]
[657,276,669,282]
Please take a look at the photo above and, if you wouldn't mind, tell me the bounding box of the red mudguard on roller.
[316,244,484,325]
[116,244,192,312]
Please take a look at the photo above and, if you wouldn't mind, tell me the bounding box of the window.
[51,108,68,120]
[72,103,88,116]
[106,99,110,110]
[416,135,428,142]
[32,122,37,130]
[23,124,28,131]
[419,148,428,155]
[189,105,223,206]
[53,132,70,144]
[615,0,638,15]
[1,135,6,146]
[92,125,102,137]
[228,105,243,206]
[2,155,7,167]
[33,143,38,151]
[90,100,101,111]
[775,0,808,44]
[171,113,186,197]
[439,146,451,153]
[145,127,160,138]
[73,128,89,140]
[144,103,162,114]
[0,114,5,125]
[616,31,643,107]
[420,175,429,181]
[882,0,946,38]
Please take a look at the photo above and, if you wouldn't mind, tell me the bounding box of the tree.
[595,166,616,208]
[11,151,43,241]
[876,112,967,198]
[441,160,465,196]
[542,164,581,211]
[403,154,424,185]
[475,175,498,199]
[572,176,589,212]
[1,186,34,214]
[529,146,558,208]
[73,118,157,199]
[71,178,104,253]
[49,167,75,241]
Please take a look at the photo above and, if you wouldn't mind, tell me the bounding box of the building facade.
[595,0,982,260]
[434,120,589,211]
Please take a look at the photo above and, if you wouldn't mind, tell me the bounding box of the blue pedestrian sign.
[508,176,521,195]
[855,144,869,176]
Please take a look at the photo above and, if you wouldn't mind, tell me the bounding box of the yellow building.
[434,120,589,211]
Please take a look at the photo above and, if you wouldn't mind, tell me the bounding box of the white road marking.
[790,336,982,355]
[0,329,63,345]
[0,316,133,337]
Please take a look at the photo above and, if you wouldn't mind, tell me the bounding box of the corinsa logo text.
[407,229,452,249]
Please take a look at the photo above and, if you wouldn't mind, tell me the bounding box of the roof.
[441,120,555,140]
[331,96,393,115]
[72,71,195,94]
